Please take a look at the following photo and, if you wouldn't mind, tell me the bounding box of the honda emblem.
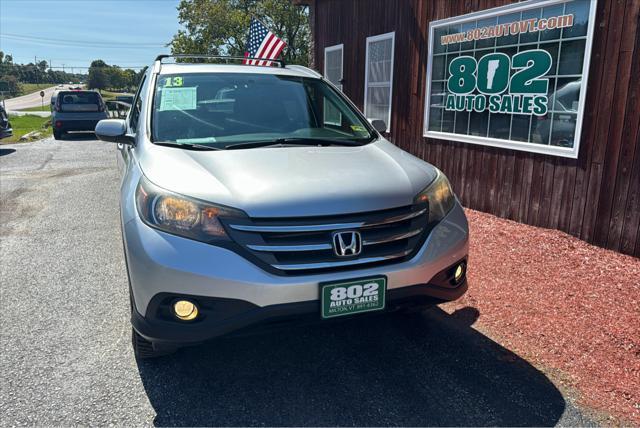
[332,231,362,257]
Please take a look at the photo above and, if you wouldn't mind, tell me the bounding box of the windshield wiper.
[154,142,222,151]
[224,137,365,150]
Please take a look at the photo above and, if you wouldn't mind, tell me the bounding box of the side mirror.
[95,119,133,144]
[369,119,387,133]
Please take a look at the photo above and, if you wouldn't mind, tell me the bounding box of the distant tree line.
[87,60,147,93]
[0,51,85,96]
[0,52,146,97]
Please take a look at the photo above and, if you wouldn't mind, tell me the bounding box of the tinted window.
[129,75,146,131]
[59,91,100,105]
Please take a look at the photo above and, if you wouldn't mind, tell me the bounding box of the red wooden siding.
[311,0,640,257]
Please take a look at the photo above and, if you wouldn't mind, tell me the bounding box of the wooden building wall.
[311,0,640,257]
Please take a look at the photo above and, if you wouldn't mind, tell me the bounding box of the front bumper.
[132,280,467,345]
[124,201,469,344]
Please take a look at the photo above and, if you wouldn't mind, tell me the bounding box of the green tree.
[170,0,310,66]
[87,67,109,91]
[90,59,108,68]
[0,74,20,96]
[106,66,126,90]
[122,69,137,90]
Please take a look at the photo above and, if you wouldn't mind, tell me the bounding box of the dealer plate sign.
[321,277,386,319]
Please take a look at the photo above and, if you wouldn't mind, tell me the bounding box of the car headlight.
[135,176,243,242]
[414,170,456,222]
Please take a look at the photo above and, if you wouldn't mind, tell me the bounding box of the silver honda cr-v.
[95,55,469,358]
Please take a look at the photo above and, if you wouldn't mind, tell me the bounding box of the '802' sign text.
[444,49,553,116]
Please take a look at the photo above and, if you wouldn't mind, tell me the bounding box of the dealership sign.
[424,0,598,158]
[445,49,553,116]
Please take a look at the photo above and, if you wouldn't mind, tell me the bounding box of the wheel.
[53,130,63,140]
[131,328,176,359]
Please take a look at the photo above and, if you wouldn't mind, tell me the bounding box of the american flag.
[243,18,287,66]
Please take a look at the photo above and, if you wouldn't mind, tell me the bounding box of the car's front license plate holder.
[320,276,386,319]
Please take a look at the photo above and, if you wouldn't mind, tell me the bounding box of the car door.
[117,75,146,181]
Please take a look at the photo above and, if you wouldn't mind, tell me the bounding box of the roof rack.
[155,54,286,68]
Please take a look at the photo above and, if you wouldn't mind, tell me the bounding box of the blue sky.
[0,0,181,71]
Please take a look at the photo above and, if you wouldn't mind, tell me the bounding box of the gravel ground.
[0,137,597,426]
[443,209,640,425]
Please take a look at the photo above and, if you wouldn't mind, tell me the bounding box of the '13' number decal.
[164,76,183,87]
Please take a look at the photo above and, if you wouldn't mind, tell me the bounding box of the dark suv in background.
[0,104,12,140]
[51,90,108,139]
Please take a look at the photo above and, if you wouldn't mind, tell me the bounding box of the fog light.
[173,300,198,321]
[454,263,465,282]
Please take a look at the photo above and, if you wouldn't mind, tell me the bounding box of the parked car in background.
[0,104,12,139]
[52,90,108,139]
[115,94,134,105]
[105,100,131,119]
[532,80,581,148]
[95,55,469,358]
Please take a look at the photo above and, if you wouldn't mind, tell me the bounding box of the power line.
[0,64,147,70]
[1,35,167,49]
[1,32,166,47]
[9,55,154,64]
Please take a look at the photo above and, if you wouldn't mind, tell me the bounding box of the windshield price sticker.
[445,49,552,116]
[159,86,197,111]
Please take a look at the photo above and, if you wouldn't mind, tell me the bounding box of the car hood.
[138,139,438,217]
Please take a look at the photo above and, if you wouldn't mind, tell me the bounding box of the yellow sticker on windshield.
[351,125,366,133]
[163,76,183,87]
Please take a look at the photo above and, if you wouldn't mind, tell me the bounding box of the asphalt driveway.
[0,136,595,426]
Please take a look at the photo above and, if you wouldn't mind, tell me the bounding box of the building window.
[364,32,395,132]
[324,44,344,90]
[324,44,344,126]
[423,0,597,158]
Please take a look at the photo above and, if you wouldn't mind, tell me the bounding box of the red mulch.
[442,209,640,425]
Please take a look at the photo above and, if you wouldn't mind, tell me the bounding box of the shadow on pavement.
[137,306,566,426]
[0,148,16,156]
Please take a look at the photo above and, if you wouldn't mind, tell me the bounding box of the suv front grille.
[223,204,431,274]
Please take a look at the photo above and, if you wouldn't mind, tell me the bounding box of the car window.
[554,80,581,112]
[59,92,100,105]
[151,73,374,147]
[129,75,147,132]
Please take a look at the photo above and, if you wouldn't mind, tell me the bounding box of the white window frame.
[423,0,598,159]
[323,43,344,126]
[364,31,395,132]
[324,43,344,91]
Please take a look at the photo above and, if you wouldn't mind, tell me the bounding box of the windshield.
[152,73,375,148]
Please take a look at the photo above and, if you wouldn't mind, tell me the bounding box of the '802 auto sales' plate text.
[321,277,386,319]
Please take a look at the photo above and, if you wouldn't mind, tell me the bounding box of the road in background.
[2,85,58,111]
[0,136,595,426]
